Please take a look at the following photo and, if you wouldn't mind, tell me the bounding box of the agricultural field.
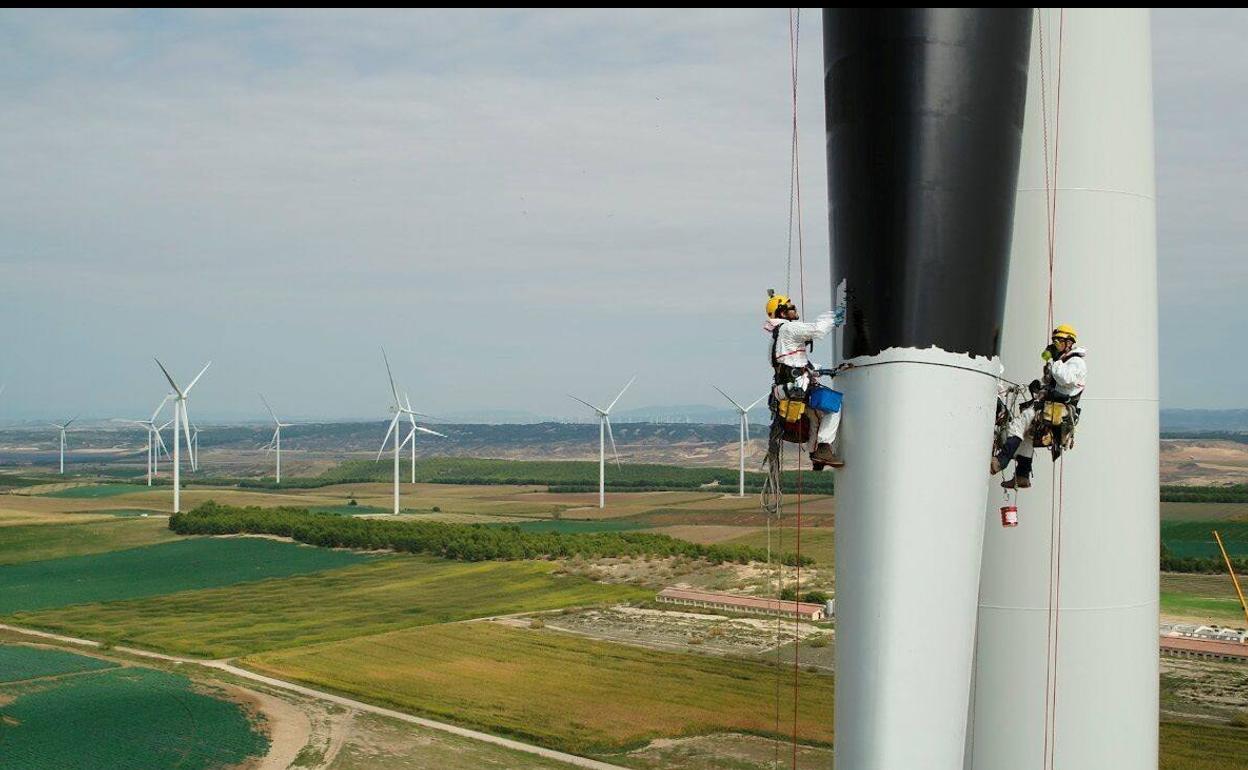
[0,518,180,565]
[243,621,834,758]
[0,643,116,682]
[1160,721,1248,770]
[1161,520,1248,559]
[0,537,370,614]
[0,644,268,770]
[13,556,650,658]
[1160,573,1248,625]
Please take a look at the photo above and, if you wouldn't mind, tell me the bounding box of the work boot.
[990,457,1002,475]
[1001,475,1031,490]
[811,443,844,468]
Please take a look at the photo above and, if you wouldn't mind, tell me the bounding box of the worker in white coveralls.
[764,292,846,468]
[1042,324,1087,401]
[993,379,1040,489]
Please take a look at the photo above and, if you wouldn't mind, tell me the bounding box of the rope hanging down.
[1037,9,1067,770]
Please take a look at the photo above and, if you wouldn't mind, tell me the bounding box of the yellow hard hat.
[765,292,792,318]
[1052,324,1078,342]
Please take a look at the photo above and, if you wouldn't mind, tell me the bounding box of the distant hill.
[1161,409,1248,433]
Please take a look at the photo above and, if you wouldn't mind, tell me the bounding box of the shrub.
[529,618,545,629]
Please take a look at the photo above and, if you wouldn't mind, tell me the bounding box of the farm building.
[1169,624,1248,644]
[658,587,826,621]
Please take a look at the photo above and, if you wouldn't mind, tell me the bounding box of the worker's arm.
[783,309,843,343]
[1048,355,1087,393]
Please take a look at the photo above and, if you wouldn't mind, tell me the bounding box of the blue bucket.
[808,385,843,414]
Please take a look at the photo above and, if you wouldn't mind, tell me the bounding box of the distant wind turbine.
[154,359,211,514]
[713,386,767,497]
[116,395,171,486]
[376,351,445,515]
[260,394,291,484]
[568,376,635,509]
[51,416,77,475]
[403,393,446,483]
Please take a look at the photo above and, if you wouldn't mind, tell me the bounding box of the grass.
[39,483,147,499]
[1161,502,1248,522]
[243,621,833,757]
[1161,574,1246,624]
[14,556,649,658]
[0,537,371,614]
[0,654,268,769]
[1162,520,1248,559]
[720,527,835,567]
[0,518,180,566]
[1161,721,1248,770]
[0,644,115,683]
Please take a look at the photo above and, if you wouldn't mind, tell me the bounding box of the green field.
[244,621,833,757]
[1161,721,1248,770]
[1161,502,1248,522]
[1162,520,1248,559]
[0,518,180,566]
[0,537,370,614]
[0,646,267,770]
[40,484,150,499]
[0,644,115,683]
[14,556,649,658]
[721,527,835,567]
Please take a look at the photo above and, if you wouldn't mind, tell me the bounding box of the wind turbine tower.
[260,394,291,484]
[568,377,635,509]
[154,359,211,514]
[713,387,766,498]
[52,417,76,475]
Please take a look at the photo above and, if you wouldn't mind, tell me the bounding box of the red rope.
[1038,10,1067,770]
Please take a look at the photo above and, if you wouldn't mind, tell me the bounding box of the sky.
[0,9,1242,422]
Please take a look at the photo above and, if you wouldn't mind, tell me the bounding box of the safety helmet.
[1051,324,1077,343]
[766,292,793,318]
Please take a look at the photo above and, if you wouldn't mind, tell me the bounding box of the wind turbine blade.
[155,429,169,457]
[401,427,415,449]
[605,376,636,414]
[567,394,604,414]
[712,385,745,412]
[260,393,280,424]
[150,394,171,423]
[180,403,193,460]
[183,362,212,396]
[744,415,751,444]
[154,359,183,396]
[414,425,447,438]
[377,414,400,461]
[745,394,768,412]
[381,349,401,406]
[64,416,77,429]
[605,418,621,468]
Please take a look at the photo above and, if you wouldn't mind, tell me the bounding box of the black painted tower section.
[824,9,1032,359]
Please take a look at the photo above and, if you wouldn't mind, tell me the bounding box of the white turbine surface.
[52,417,76,475]
[713,386,767,498]
[968,10,1158,769]
[261,394,291,484]
[568,376,635,509]
[155,359,211,514]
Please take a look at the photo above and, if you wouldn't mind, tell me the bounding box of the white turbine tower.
[403,393,446,483]
[568,376,635,509]
[713,387,767,498]
[154,359,211,514]
[190,423,202,472]
[377,351,445,515]
[260,394,291,484]
[154,418,173,477]
[117,395,171,486]
[52,417,76,475]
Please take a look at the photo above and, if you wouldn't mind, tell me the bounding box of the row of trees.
[1160,543,1248,574]
[1160,484,1248,503]
[172,501,813,566]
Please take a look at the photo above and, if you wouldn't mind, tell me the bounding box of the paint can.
[1000,505,1019,528]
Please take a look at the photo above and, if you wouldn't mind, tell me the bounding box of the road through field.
[0,622,628,770]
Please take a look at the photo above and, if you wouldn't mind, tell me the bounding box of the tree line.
[171,501,813,566]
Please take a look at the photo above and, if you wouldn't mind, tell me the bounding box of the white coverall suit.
[996,381,1037,472]
[1046,347,1088,399]
[765,310,844,451]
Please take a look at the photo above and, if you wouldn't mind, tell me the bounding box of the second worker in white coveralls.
[763,292,846,468]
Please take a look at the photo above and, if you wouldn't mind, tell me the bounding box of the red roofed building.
[658,587,826,621]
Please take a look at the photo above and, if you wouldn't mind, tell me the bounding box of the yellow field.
[244,621,833,756]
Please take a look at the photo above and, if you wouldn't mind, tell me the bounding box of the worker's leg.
[1015,439,1034,478]
[817,408,841,445]
[995,435,1022,469]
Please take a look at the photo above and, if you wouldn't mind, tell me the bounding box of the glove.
[831,305,846,326]
[1041,344,1058,362]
